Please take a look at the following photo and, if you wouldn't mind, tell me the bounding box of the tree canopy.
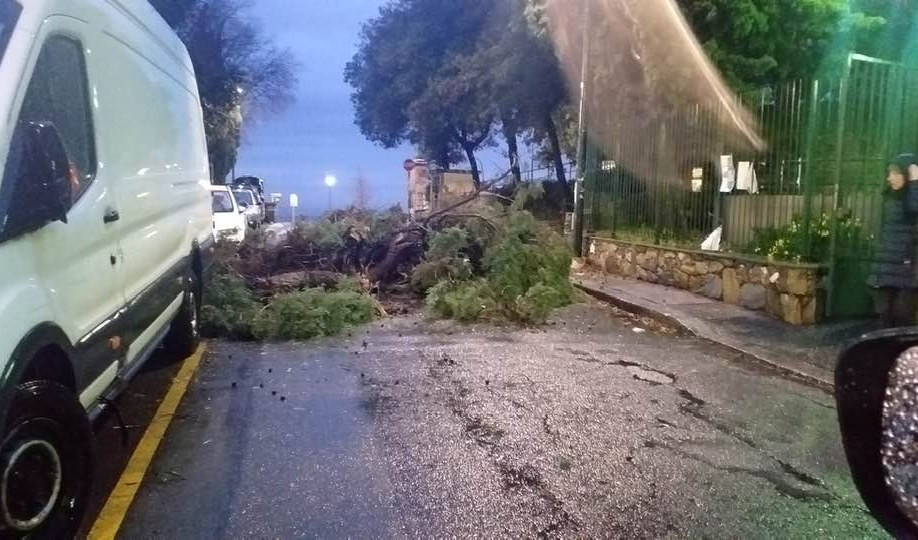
[677,0,916,89]
[345,0,575,190]
[350,0,917,197]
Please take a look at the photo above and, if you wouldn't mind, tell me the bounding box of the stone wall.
[586,237,825,325]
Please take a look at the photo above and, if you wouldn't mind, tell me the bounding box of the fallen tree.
[201,172,576,340]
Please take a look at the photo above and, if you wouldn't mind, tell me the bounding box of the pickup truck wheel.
[164,269,201,357]
[0,381,92,538]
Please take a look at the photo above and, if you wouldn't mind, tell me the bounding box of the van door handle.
[103,209,120,224]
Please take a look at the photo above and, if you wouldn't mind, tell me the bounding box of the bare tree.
[353,169,372,209]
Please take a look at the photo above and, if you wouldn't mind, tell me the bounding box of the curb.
[574,282,835,394]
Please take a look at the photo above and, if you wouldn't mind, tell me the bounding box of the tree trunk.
[438,150,450,169]
[544,113,570,198]
[502,118,522,184]
[461,143,481,188]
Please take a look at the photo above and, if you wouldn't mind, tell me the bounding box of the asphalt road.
[103,302,886,538]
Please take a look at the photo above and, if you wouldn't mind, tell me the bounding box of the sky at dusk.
[234,0,512,218]
[235,0,517,218]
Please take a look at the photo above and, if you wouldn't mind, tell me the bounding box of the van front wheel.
[0,381,92,538]
[164,268,201,357]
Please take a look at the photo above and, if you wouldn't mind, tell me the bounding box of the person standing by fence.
[867,154,918,328]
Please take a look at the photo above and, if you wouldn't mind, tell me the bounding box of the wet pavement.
[79,350,186,538]
[113,302,886,538]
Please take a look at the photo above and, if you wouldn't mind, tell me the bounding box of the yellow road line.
[88,344,207,540]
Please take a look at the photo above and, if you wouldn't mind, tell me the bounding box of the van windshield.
[211,191,234,213]
[233,190,254,206]
[0,0,20,63]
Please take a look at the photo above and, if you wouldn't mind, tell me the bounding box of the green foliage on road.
[420,189,575,324]
[411,227,474,292]
[201,258,377,342]
[252,289,376,341]
[200,270,260,340]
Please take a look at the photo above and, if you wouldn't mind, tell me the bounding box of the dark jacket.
[868,155,918,289]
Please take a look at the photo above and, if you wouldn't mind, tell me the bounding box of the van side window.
[16,36,95,201]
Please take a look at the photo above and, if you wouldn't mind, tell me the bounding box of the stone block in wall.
[751,266,768,286]
[638,250,658,271]
[739,283,767,310]
[594,251,607,270]
[679,264,697,276]
[802,295,819,325]
[700,275,723,299]
[658,272,676,287]
[677,252,688,262]
[621,262,635,277]
[708,261,725,274]
[604,254,619,274]
[636,267,659,283]
[766,288,782,317]
[674,269,691,289]
[662,250,676,260]
[735,264,750,284]
[625,249,634,263]
[723,268,741,304]
[689,275,705,292]
[694,262,710,275]
[780,293,803,325]
[785,268,814,296]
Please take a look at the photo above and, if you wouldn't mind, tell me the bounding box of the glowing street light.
[324,174,337,211]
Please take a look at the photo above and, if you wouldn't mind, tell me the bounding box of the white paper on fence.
[700,225,723,252]
[719,155,735,192]
[736,161,759,193]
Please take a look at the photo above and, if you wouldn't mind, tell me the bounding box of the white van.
[0,0,213,535]
[210,184,247,243]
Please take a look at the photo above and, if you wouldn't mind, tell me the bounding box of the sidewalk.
[573,273,881,392]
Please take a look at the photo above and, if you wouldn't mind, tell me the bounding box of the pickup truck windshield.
[0,0,20,63]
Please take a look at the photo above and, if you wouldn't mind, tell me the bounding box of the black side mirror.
[1,122,72,240]
[836,329,918,538]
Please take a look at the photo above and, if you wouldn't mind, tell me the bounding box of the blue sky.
[235,0,406,217]
[235,0,510,218]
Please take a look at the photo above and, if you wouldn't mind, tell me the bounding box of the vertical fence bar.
[826,55,853,318]
[802,79,821,260]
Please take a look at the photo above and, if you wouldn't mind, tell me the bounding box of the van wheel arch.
[3,325,77,399]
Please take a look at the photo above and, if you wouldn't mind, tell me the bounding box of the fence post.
[801,79,820,260]
[826,55,853,318]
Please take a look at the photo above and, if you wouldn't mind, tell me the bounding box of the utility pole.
[572,0,591,256]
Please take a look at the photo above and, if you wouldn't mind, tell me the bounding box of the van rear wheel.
[0,381,92,538]
[164,268,201,357]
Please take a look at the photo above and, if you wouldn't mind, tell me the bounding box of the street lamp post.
[324,174,337,212]
[572,0,591,257]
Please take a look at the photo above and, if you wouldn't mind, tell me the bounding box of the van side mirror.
[836,329,918,537]
[1,122,72,240]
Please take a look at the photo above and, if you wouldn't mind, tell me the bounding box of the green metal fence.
[585,54,918,317]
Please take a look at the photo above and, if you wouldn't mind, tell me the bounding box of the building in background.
[404,158,475,219]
